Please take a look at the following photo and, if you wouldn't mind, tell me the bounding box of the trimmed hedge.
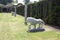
[16,0,60,26]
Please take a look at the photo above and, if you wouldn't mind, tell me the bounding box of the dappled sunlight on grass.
[0,13,60,40]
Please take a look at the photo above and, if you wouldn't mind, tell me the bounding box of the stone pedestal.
[28,28,45,32]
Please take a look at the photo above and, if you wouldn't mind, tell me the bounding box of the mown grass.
[0,13,60,40]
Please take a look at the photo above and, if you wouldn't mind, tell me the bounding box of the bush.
[16,0,60,26]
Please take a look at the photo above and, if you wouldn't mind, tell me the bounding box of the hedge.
[16,0,60,26]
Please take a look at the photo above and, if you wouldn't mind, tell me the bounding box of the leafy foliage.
[17,0,60,26]
[0,0,13,5]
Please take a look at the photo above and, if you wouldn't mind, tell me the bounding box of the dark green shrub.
[16,0,60,26]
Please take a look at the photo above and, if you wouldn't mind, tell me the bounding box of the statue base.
[28,28,45,32]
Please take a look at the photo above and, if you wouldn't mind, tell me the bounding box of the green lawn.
[0,13,60,40]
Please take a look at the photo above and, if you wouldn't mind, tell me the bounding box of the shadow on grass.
[47,24,60,30]
[52,25,60,30]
